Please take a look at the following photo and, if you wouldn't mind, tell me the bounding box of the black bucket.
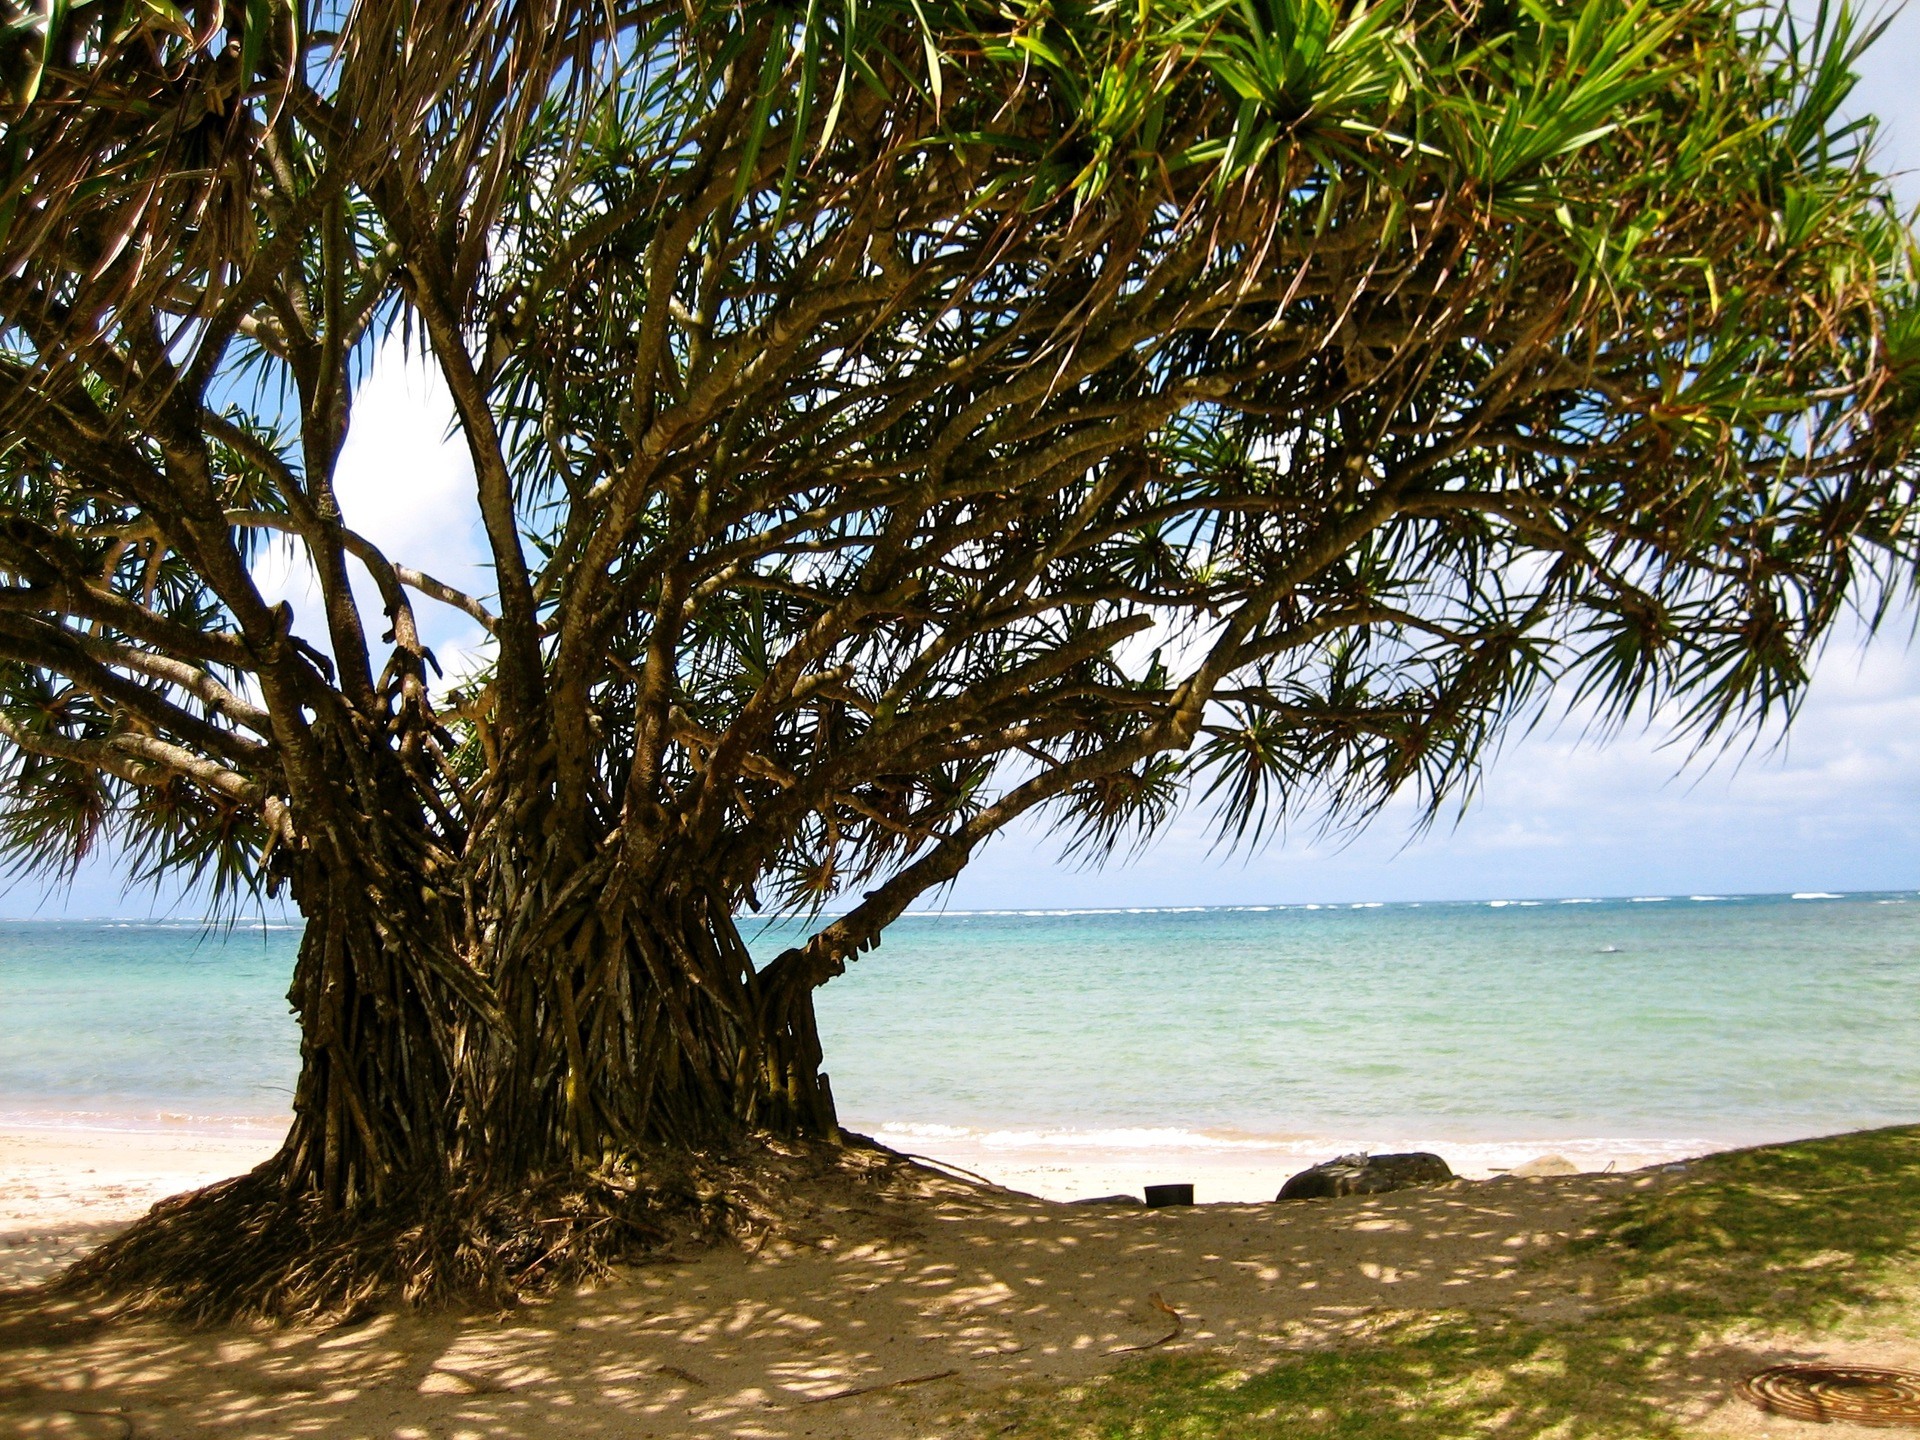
[1143,1183,1194,1208]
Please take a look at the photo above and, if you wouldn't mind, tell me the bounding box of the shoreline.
[0,1114,1727,1288]
[9,1125,1917,1439]
[863,1122,1718,1202]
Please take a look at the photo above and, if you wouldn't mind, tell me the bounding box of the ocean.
[4,892,1917,1197]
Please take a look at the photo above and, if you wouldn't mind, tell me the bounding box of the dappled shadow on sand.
[0,1141,1676,1439]
[0,1224,130,1292]
[998,1126,1920,1440]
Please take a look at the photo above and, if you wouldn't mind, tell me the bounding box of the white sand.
[0,1123,284,1288]
[869,1125,1713,1203]
[0,1119,1714,1289]
[7,1139,1882,1440]
[2,1123,1863,1440]
[0,1144,1671,1439]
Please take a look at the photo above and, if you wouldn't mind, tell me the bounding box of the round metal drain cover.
[1739,1365,1920,1427]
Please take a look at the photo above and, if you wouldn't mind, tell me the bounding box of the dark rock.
[1276,1151,1453,1201]
[1068,1194,1142,1206]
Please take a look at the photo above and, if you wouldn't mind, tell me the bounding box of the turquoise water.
[0,920,302,1127]
[806,893,1920,1154]
[3,895,1917,1156]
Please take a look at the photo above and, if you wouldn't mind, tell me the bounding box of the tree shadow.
[1,1128,1917,1439]
[1014,1125,1920,1440]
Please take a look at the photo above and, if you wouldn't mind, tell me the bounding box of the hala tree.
[0,0,1914,1314]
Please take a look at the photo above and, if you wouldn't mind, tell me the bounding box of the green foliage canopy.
[0,0,1913,949]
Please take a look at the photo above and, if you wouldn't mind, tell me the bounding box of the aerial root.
[56,1135,878,1326]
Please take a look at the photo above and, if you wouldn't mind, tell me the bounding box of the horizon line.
[5,887,1910,927]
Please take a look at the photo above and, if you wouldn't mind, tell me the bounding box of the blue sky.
[11,18,1920,918]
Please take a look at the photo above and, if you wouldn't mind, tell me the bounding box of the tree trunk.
[277,857,840,1194]
[277,859,470,1212]
[69,843,843,1319]
[475,874,842,1180]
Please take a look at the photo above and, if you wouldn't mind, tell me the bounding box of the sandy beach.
[877,1125,1712,1204]
[0,1119,1707,1293]
[0,1125,282,1289]
[5,1128,1911,1440]
[0,1140,1674,1438]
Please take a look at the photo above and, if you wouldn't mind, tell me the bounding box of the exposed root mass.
[58,1133,899,1325]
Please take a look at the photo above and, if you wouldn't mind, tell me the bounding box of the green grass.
[1001,1125,1920,1440]
[1596,1124,1920,1326]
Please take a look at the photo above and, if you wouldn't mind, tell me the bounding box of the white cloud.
[249,335,492,686]
[946,616,1920,906]
[331,339,490,612]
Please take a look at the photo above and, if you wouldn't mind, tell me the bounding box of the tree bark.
[270,850,839,1210]
[66,832,844,1320]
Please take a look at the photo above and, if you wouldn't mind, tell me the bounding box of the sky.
[10,15,1920,918]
